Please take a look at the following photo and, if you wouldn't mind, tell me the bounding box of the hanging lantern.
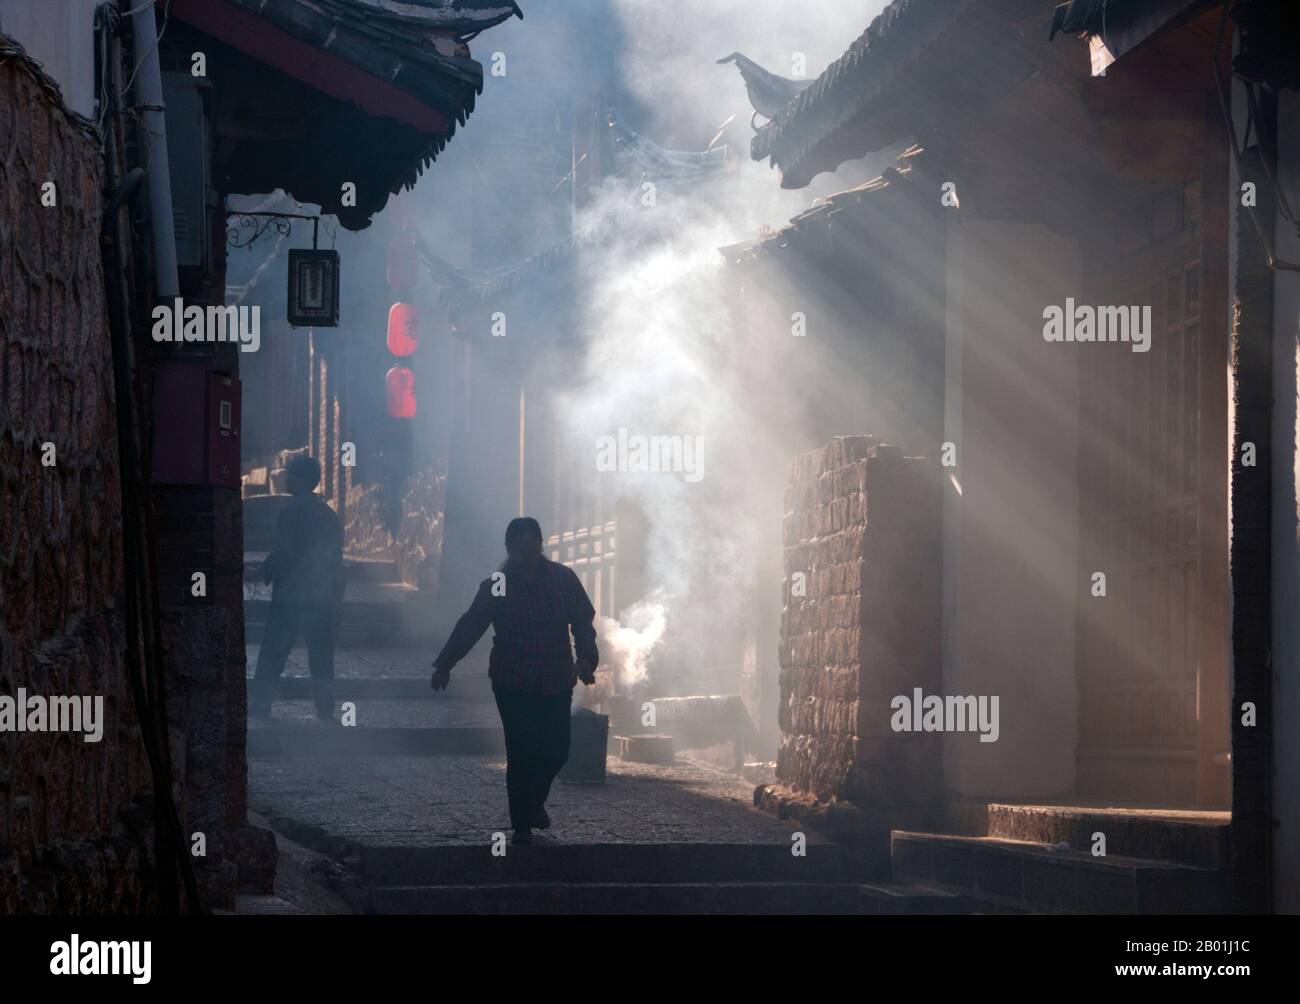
[287,248,340,327]
[385,365,417,419]
[387,302,421,357]
[387,234,418,294]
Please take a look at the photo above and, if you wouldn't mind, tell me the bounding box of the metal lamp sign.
[288,248,340,327]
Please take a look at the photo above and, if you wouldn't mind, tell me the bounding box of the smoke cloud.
[559,0,891,699]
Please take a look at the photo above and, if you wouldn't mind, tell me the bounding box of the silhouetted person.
[432,517,598,844]
[250,456,345,722]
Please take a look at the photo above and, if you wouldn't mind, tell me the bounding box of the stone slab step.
[242,554,401,584]
[984,803,1229,870]
[368,882,871,915]
[356,841,854,888]
[242,590,434,648]
[244,597,417,625]
[858,882,971,915]
[247,726,505,758]
[344,558,401,583]
[244,645,470,682]
[614,733,675,764]
[891,831,1228,914]
[250,698,496,728]
[244,619,436,648]
[255,676,495,703]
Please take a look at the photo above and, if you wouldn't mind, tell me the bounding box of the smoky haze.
[555,0,893,704]
[242,0,900,732]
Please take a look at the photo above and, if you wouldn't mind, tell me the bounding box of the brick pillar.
[148,197,274,907]
[775,437,942,824]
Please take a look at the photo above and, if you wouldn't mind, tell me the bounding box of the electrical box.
[162,72,212,270]
[207,371,241,487]
[151,362,242,489]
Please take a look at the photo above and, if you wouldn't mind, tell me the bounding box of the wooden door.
[1075,175,1229,806]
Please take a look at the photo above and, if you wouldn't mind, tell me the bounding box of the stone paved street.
[249,754,809,848]
[246,643,489,680]
[250,698,494,728]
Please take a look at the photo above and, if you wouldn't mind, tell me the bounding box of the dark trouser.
[493,686,571,831]
[251,602,338,716]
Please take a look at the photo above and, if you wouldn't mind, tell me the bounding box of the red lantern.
[385,365,416,418]
[387,302,420,357]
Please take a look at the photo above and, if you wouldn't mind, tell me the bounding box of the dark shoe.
[512,828,533,845]
[532,806,551,830]
[315,704,336,723]
[248,701,273,721]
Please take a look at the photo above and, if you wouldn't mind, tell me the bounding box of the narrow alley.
[2,0,1297,977]
[242,550,912,915]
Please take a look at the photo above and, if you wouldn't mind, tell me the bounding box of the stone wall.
[776,437,942,821]
[0,43,155,912]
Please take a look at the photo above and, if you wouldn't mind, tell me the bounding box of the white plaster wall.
[0,0,101,118]
[942,219,1082,799]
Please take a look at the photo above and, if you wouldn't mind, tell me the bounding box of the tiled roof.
[608,112,729,182]
[224,0,520,129]
[438,115,726,329]
[173,0,523,227]
[346,0,524,34]
[716,52,812,121]
[1047,0,1151,40]
[721,145,925,266]
[437,231,586,332]
[750,0,973,189]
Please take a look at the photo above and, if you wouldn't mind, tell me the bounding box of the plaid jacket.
[433,558,599,695]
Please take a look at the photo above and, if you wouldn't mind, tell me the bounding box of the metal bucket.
[560,708,608,783]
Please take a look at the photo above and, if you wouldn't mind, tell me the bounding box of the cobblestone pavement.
[243,640,802,853]
[249,755,809,848]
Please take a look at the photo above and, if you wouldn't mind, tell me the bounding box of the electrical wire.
[121,0,169,100]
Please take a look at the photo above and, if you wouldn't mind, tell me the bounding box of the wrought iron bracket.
[226,210,321,250]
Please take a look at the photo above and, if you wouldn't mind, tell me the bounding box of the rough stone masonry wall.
[777,437,942,823]
[0,45,155,912]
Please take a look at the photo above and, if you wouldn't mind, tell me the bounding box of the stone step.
[244,616,436,648]
[368,881,885,915]
[247,726,505,758]
[243,585,434,648]
[891,831,1228,914]
[244,624,436,647]
[354,841,856,888]
[858,882,971,915]
[242,555,403,585]
[244,597,417,625]
[260,675,495,703]
[246,645,484,679]
[344,558,401,583]
[614,733,674,764]
[983,803,1230,870]
[250,698,497,729]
